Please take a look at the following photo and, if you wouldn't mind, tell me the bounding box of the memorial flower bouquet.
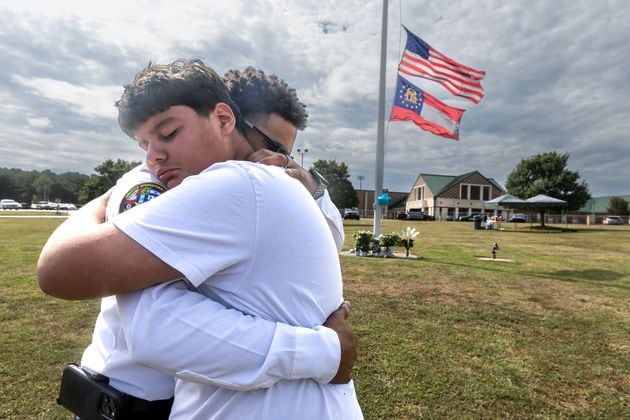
[353,230,373,254]
[400,226,419,257]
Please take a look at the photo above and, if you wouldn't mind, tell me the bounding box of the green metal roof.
[578,195,630,213]
[416,171,505,196]
[417,173,459,195]
[389,196,407,209]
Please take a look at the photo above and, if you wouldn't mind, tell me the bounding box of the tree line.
[4,152,625,215]
[0,159,140,206]
[0,158,360,209]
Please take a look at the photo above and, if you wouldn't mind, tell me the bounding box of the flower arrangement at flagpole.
[376,232,401,257]
[400,226,419,257]
[353,230,373,256]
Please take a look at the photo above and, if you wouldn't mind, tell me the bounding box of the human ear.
[214,103,236,132]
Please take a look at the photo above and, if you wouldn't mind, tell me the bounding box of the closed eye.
[160,129,178,142]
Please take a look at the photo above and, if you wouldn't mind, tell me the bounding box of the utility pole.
[357,175,364,190]
[297,148,308,166]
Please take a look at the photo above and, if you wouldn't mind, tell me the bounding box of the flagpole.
[373,0,388,237]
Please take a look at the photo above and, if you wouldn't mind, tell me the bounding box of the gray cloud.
[0,0,628,196]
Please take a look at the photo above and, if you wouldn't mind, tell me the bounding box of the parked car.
[58,203,77,210]
[603,216,622,225]
[407,208,425,220]
[343,208,360,220]
[0,199,22,209]
[458,213,486,221]
[509,213,527,223]
[35,201,59,210]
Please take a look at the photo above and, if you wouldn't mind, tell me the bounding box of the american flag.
[398,26,485,104]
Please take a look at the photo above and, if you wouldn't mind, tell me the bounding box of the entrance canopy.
[485,194,528,207]
[525,194,568,207]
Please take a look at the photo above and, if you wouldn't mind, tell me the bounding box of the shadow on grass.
[503,225,630,234]
[368,255,630,290]
[547,268,626,282]
[498,225,578,233]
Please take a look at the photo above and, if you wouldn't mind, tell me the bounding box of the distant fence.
[352,209,628,225]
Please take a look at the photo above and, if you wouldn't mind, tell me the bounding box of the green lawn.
[1,217,629,419]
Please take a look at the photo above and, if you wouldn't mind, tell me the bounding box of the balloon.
[376,193,391,206]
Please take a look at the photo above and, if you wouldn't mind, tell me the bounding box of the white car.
[35,201,59,210]
[58,203,78,210]
[0,199,22,209]
[509,213,527,223]
[343,208,360,220]
[603,216,622,225]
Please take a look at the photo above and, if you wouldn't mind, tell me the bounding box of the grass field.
[1,216,629,419]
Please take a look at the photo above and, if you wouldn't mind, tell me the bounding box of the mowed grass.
[1,217,629,419]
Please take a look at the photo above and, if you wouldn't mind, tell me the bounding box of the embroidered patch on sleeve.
[119,182,168,213]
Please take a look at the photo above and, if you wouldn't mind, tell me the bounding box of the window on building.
[460,185,468,199]
[470,185,480,200]
[461,183,492,201]
[414,186,424,201]
[483,186,491,201]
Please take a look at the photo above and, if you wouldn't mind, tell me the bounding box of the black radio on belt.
[57,363,130,420]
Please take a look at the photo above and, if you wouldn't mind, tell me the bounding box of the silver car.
[0,199,22,209]
[407,208,424,220]
[603,216,622,225]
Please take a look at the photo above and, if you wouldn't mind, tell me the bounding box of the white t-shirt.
[114,161,362,419]
[81,164,346,401]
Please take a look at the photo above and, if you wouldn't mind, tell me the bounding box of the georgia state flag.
[390,75,465,140]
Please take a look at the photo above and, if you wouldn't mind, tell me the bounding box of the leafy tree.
[1,168,72,204]
[33,174,54,202]
[607,196,629,216]
[0,169,18,199]
[79,159,141,203]
[11,169,39,204]
[312,159,358,209]
[506,151,590,226]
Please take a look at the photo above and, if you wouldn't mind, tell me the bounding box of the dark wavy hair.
[224,67,308,130]
[116,58,245,138]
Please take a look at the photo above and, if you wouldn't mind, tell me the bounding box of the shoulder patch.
[119,182,167,213]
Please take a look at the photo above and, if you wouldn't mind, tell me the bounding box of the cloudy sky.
[1,0,628,196]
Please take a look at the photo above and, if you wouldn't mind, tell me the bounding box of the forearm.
[37,194,181,300]
[119,281,340,390]
[37,195,109,298]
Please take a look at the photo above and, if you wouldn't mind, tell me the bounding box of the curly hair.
[116,58,245,139]
[224,67,308,130]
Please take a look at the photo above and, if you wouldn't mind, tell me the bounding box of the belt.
[123,395,174,420]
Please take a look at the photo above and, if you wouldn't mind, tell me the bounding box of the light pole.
[296,148,308,166]
[357,175,365,218]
